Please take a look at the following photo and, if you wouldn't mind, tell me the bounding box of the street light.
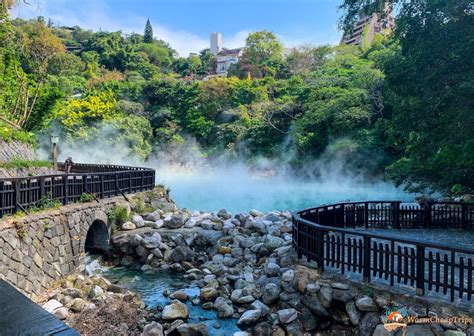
[50,134,59,171]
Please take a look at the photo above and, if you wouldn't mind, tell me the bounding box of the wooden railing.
[0,163,155,218]
[292,201,474,302]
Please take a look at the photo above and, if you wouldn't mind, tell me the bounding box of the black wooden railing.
[292,201,474,302]
[0,163,155,218]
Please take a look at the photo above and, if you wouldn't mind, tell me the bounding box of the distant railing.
[0,163,155,218]
[292,201,474,302]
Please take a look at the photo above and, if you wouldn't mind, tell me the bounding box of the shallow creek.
[86,256,241,335]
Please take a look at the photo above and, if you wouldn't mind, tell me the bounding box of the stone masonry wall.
[0,197,129,299]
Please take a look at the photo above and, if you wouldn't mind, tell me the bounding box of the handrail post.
[363,236,371,283]
[393,201,400,229]
[39,177,45,201]
[416,244,425,296]
[317,229,324,271]
[63,175,69,205]
[296,219,302,259]
[364,202,369,228]
[461,203,467,230]
[100,175,104,199]
[14,180,21,213]
[82,174,88,194]
[425,202,432,229]
[115,173,119,196]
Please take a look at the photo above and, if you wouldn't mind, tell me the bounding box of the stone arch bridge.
[0,197,128,299]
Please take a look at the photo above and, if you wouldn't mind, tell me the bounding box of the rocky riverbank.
[39,189,473,335]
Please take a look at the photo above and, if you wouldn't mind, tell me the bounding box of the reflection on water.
[103,266,241,335]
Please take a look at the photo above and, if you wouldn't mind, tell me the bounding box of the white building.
[216,48,243,74]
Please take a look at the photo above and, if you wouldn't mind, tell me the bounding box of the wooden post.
[296,220,302,259]
[363,236,371,283]
[425,203,432,229]
[364,202,369,228]
[317,229,325,271]
[14,180,21,213]
[100,175,104,199]
[461,204,467,230]
[416,244,425,296]
[115,173,119,196]
[63,175,69,205]
[393,202,400,229]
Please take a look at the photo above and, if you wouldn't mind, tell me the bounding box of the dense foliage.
[0,0,472,194]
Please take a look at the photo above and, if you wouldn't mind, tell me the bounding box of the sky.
[12,0,345,56]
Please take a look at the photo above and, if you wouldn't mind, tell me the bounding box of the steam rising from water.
[38,126,413,213]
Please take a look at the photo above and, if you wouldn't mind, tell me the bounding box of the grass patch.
[79,193,96,203]
[0,157,52,169]
[0,125,36,145]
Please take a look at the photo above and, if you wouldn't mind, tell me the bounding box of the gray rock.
[263,213,280,222]
[355,296,377,312]
[250,209,263,217]
[331,282,350,290]
[405,324,435,336]
[301,295,329,318]
[265,262,280,277]
[165,213,188,229]
[170,246,194,262]
[300,307,318,331]
[281,269,295,282]
[142,321,164,336]
[214,297,234,318]
[132,214,144,224]
[444,331,467,336]
[169,290,188,301]
[332,288,356,303]
[345,301,361,325]
[249,300,270,317]
[359,312,380,336]
[262,283,280,304]
[237,309,261,328]
[264,235,284,252]
[200,287,218,302]
[217,209,232,220]
[277,308,298,324]
[372,324,398,336]
[283,319,304,336]
[142,234,161,249]
[146,210,162,222]
[162,300,189,320]
[176,323,209,336]
[306,283,321,294]
[317,286,332,307]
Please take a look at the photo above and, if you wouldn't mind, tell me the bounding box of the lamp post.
[50,134,59,171]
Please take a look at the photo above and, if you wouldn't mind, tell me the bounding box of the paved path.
[0,280,78,335]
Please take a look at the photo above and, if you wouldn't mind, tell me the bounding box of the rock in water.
[162,300,189,320]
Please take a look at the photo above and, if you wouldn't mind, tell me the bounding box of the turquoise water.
[156,166,413,213]
[102,267,241,335]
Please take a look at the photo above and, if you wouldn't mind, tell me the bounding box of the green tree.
[240,31,284,78]
[143,19,154,43]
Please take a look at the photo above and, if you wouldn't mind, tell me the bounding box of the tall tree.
[340,0,474,193]
[143,19,154,43]
[239,30,284,78]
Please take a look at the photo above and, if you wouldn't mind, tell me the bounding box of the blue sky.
[13,0,345,56]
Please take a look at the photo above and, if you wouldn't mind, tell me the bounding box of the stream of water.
[86,256,241,334]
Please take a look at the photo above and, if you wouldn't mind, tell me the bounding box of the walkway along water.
[292,201,474,303]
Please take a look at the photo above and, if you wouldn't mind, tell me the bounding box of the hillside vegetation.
[0,0,472,194]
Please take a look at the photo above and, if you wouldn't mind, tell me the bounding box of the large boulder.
[165,213,189,229]
[214,297,234,318]
[162,301,189,320]
[200,287,218,302]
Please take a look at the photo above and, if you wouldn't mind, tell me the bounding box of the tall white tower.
[210,32,222,55]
